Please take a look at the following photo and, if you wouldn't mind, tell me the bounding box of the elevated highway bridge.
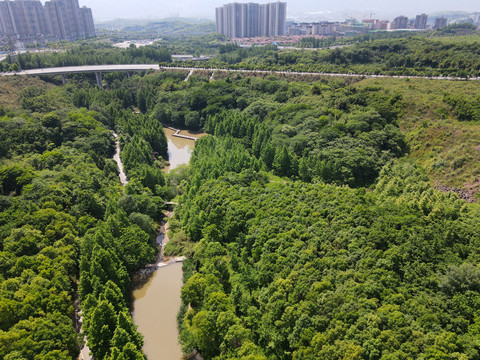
[1,64,162,87]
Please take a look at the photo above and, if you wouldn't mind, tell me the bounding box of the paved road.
[1,64,479,82]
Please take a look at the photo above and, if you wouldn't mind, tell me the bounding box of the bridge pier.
[95,72,103,88]
[61,74,66,85]
[127,71,132,79]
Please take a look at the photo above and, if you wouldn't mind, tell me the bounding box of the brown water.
[163,128,207,172]
[132,263,184,360]
[131,128,206,360]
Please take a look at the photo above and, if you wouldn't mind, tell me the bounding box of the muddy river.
[131,128,205,360]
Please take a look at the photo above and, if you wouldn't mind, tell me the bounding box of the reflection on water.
[132,263,184,360]
[163,128,207,172]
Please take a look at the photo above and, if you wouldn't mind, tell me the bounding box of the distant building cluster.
[413,14,428,29]
[216,1,287,38]
[476,14,480,24]
[289,14,454,38]
[0,0,95,42]
[214,3,462,40]
[449,13,480,27]
[288,22,338,36]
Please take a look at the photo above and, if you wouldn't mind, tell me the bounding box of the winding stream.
[130,128,204,360]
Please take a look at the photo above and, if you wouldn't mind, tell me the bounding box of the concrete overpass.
[1,64,162,87]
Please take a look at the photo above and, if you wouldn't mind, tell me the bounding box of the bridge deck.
[1,64,161,76]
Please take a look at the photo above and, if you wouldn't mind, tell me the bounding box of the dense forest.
[175,153,480,360]
[0,72,184,359]
[142,73,480,359]
[1,52,480,360]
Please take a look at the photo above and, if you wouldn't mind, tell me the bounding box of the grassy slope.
[0,76,54,108]
[354,78,480,197]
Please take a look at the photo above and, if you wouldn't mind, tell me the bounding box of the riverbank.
[130,127,204,359]
[131,211,184,283]
[131,210,185,359]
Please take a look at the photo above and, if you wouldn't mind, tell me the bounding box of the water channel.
[131,128,203,360]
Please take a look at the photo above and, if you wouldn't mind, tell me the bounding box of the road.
[1,64,479,82]
[182,67,479,82]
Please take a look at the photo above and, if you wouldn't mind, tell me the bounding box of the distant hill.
[427,11,480,24]
[96,18,216,36]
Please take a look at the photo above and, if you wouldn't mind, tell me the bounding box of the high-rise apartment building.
[434,17,447,30]
[391,15,409,29]
[413,13,428,29]
[0,0,95,42]
[215,2,287,38]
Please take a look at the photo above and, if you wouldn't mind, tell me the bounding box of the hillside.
[0,76,54,108]
[122,19,216,36]
[353,78,480,200]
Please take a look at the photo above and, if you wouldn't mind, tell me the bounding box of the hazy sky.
[80,0,479,21]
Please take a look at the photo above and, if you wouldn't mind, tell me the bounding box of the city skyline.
[79,0,479,21]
